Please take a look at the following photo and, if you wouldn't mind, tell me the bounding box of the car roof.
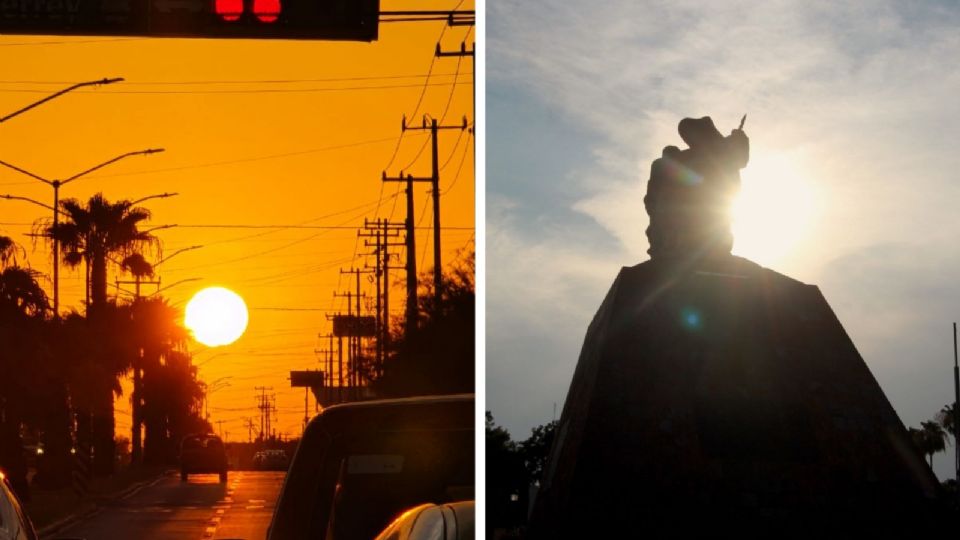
[317,393,473,415]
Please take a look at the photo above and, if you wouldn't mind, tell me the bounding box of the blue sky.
[487,0,960,480]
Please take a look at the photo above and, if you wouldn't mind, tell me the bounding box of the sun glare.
[185,287,249,347]
[730,153,818,267]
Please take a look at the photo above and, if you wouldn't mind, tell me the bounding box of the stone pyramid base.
[529,256,943,536]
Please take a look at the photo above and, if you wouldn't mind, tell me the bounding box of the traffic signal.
[0,0,380,41]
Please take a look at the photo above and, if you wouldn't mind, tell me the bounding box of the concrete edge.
[38,470,173,538]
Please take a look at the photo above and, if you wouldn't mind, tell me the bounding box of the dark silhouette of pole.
[383,172,420,335]
[396,116,468,306]
[953,323,959,488]
[362,219,403,376]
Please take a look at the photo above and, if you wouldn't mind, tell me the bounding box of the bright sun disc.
[185,287,248,347]
[730,152,818,266]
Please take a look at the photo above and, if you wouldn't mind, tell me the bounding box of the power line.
[0,37,145,47]
[0,73,465,86]
[167,224,472,230]
[0,80,472,95]
[72,136,426,182]
[442,131,473,195]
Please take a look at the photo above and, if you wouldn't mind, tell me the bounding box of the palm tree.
[128,296,193,465]
[46,193,159,313]
[937,402,958,440]
[45,194,159,475]
[120,253,155,465]
[0,237,50,498]
[910,421,948,468]
[0,235,25,267]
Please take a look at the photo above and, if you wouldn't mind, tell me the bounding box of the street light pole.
[0,78,123,125]
[0,148,165,317]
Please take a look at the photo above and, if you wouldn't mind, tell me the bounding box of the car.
[180,434,228,483]
[373,501,474,540]
[0,470,38,540]
[267,394,474,540]
[259,449,290,471]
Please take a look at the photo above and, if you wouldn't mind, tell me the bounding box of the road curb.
[38,470,173,539]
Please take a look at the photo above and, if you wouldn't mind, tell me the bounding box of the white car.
[374,502,474,540]
[0,471,37,540]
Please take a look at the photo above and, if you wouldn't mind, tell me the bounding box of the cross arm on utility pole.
[401,115,469,133]
[436,42,475,57]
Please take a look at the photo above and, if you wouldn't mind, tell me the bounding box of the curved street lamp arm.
[0,77,124,125]
[131,192,178,206]
[156,245,202,267]
[0,194,56,212]
[61,147,165,185]
[150,277,202,297]
[0,159,51,185]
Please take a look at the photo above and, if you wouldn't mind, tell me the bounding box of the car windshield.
[182,436,222,450]
[324,428,474,540]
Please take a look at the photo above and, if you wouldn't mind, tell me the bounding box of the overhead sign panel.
[332,314,376,337]
[0,0,379,40]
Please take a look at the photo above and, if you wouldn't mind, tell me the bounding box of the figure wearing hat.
[644,116,749,260]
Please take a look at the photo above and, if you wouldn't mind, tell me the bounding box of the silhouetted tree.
[44,194,159,475]
[910,421,948,468]
[519,420,558,484]
[936,402,958,439]
[375,249,474,396]
[486,412,528,534]
[0,241,50,499]
[130,297,204,465]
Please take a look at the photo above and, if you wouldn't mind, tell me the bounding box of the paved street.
[54,471,285,540]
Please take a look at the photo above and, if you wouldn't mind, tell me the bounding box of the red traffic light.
[254,0,281,23]
[215,0,243,22]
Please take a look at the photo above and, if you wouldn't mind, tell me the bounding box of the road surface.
[55,470,285,540]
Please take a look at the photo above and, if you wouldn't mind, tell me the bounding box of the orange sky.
[0,0,475,442]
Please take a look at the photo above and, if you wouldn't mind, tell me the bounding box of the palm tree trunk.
[35,382,73,489]
[92,388,115,476]
[132,362,142,466]
[90,252,108,312]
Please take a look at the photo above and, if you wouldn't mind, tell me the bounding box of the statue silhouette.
[644,116,749,259]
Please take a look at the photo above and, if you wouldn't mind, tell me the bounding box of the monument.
[529,117,944,537]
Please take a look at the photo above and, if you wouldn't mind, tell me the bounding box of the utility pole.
[361,219,403,375]
[385,115,468,307]
[115,276,161,300]
[436,38,477,167]
[953,323,959,490]
[303,387,309,434]
[341,267,374,389]
[216,420,225,439]
[315,332,335,390]
[382,170,419,335]
[254,386,272,442]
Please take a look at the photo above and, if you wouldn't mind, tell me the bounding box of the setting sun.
[730,153,819,266]
[185,287,249,347]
